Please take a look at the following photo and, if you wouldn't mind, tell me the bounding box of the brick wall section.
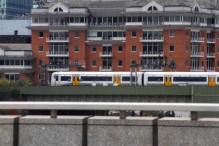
[125,30,142,71]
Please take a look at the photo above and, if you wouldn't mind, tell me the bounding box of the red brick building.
[27,0,219,85]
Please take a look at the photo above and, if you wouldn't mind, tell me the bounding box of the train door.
[113,75,121,86]
[208,76,216,86]
[164,76,172,86]
[72,76,80,85]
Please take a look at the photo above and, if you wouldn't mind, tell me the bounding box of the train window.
[169,77,172,81]
[148,77,163,82]
[173,77,206,82]
[55,76,59,81]
[217,77,219,82]
[61,76,71,81]
[81,76,112,81]
[122,76,136,81]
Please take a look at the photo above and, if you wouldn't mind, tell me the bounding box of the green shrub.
[16,78,33,86]
[0,79,11,86]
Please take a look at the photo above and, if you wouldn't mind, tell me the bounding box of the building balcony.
[139,51,163,57]
[89,23,125,27]
[49,23,69,26]
[46,51,69,57]
[207,38,216,44]
[46,37,69,43]
[207,53,215,58]
[190,52,204,57]
[139,37,164,43]
[139,66,163,72]
[99,52,113,57]
[99,66,112,72]
[207,67,215,72]
[190,66,204,72]
[86,37,126,44]
[47,66,69,72]
[190,37,204,43]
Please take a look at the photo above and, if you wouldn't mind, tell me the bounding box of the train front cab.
[208,76,216,86]
[164,76,172,86]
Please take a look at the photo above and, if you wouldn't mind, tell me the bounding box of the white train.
[51,72,219,86]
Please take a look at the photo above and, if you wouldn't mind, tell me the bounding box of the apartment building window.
[169,30,174,37]
[75,31,79,38]
[217,61,219,68]
[74,60,79,65]
[92,60,96,67]
[132,31,137,37]
[39,60,43,66]
[0,60,4,65]
[169,46,174,52]
[118,60,123,67]
[5,74,19,83]
[201,61,204,66]
[74,46,79,52]
[39,32,44,38]
[202,46,204,52]
[186,46,188,52]
[38,74,41,81]
[218,33,219,39]
[92,46,96,52]
[186,31,189,37]
[118,46,123,52]
[39,46,43,52]
[131,60,136,65]
[185,60,188,67]
[132,46,137,52]
[217,47,219,53]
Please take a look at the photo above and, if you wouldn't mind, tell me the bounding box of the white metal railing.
[190,66,204,72]
[139,51,163,57]
[142,22,164,25]
[99,52,113,57]
[207,67,215,72]
[1,102,219,120]
[46,51,69,56]
[207,38,215,43]
[139,66,163,71]
[207,53,215,57]
[190,52,204,57]
[46,37,69,42]
[89,23,125,26]
[139,37,164,42]
[99,66,112,71]
[49,23,69,26]
[191,37,204,42]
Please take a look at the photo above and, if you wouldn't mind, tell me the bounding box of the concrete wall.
[1,116,219,146]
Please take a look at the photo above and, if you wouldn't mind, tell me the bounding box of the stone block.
[88,116,158,146]
[158,117,219,146]
[19,116,88,146]
[0,116,19,146]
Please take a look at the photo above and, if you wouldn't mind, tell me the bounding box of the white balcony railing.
[46,37,69,42]
[99,52,113,57]
[190,66,204,72]
[139,51,163,57]
[99,66,112,72]
[191,37,204,43]
[47,66,69,72]
[207,53,215,58]
[46,51,69,57]
[207,67,215,72]
[190,52,204,57]
[139,37,164,42]
[89,23,125,27]
[207,38,216,43]
[139,66,163,72]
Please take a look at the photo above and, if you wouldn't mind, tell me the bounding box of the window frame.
[74,31,79,38]
[169,45,174,52]
[39,32,44,38]
[169,30,175,37]
[131,46,137,52]
[74,46,79,52]
[132,31,137,38]
[39,46,44,52]
[92,60,97,67]
[118,60,123,67]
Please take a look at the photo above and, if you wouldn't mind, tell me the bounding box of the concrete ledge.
[0,116,19,146]
[19,116,88,146]
[88,116,158,146]
[158,117,219,146]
